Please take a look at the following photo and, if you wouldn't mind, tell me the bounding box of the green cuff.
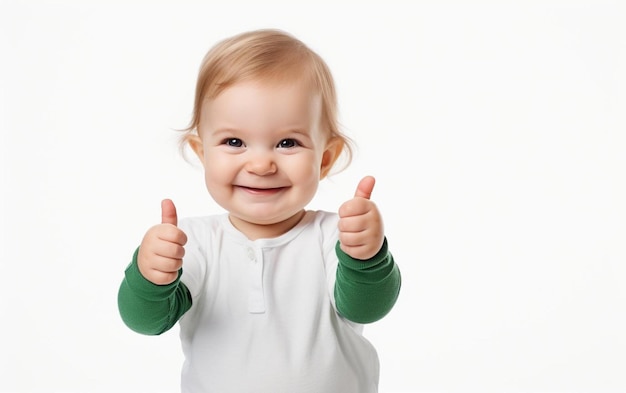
[335,238,393,281]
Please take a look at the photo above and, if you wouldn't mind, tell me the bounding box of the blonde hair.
[180,29,353,172]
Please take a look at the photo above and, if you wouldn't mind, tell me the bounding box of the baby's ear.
[320,137,344,179]
[186,134,205,164]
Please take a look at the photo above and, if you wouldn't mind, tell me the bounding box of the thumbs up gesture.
[338,176,385,260]
[137,199,188,285]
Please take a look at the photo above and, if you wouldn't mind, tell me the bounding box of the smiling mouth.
[237,185,287,194]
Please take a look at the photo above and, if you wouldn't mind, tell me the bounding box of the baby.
[118,28,401,393]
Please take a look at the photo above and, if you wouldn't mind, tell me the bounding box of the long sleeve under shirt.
[117,210,401,393]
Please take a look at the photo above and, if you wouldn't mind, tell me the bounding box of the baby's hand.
[137,199,188,285]
[338,176,385,260]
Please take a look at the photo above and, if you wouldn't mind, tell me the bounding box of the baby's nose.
[245,152,277,175]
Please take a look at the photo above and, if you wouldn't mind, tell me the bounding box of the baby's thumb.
[161,199,178,226]
[354,176,376,200]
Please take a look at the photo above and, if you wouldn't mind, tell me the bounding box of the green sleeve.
[334,238,401,324]
[117,247,192,335]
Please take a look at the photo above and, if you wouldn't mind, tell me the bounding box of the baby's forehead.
[200,80,324,125]
[202,81,323,119]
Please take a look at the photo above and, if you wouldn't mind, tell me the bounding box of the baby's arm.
[117,199,192,335]
[334,176,401,323]
[118,248,192,335]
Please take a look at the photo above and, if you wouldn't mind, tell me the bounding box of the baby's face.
[193,80,333,238]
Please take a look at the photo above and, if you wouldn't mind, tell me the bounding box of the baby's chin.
[228,210,307,239]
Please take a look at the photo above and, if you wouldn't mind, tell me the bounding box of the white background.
[1,1,625,392]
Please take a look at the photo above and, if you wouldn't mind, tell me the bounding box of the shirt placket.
[246,245,265,313]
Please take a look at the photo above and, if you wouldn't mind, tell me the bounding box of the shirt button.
[247,248,255,261]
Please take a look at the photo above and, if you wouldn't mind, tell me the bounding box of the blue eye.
[277,139,299,148]
[223,138,243,147]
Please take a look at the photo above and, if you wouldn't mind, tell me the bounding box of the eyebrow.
[210,128,239,136]
[286,128,313,139]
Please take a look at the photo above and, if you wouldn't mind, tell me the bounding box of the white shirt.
[177,210,380,393]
